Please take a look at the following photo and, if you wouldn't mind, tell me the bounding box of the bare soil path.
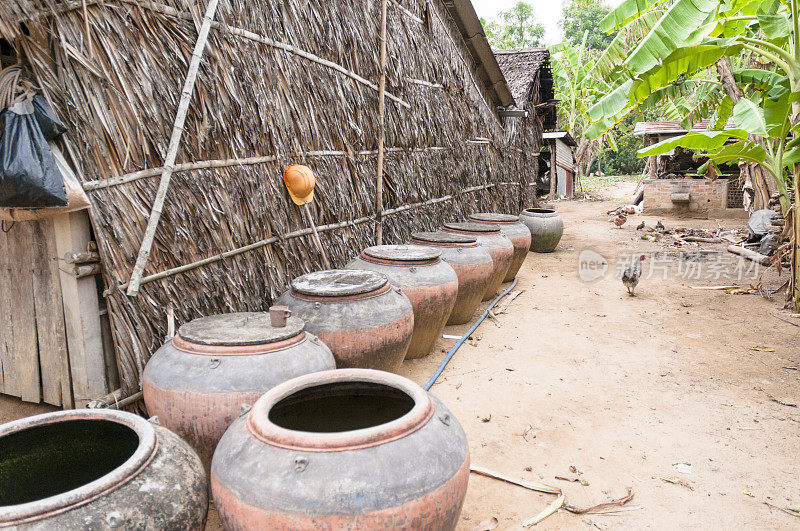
[2,180,798,529]
[400,182,800,529]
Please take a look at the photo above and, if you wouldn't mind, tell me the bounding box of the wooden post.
[53,211,110,407]
[375,0,388,245]
[126,0,220,296]
[549,142,557,198]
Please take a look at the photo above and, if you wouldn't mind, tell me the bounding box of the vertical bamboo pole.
[126,0,220,296]
[375,0,388,245]
[549,142,557,198]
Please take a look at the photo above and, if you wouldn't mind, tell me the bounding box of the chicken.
[622,254,646,296]
[655,220,665,232]
[636,221,646,230]
[613,213,627,228]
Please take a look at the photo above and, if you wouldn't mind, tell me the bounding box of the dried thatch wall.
[4,0,542,394]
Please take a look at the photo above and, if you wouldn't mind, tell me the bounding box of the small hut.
[541,131,577,198]
[0,0,551,407]
[634,120,745,216]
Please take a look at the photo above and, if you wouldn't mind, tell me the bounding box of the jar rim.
[0,409,157,525]
[247,369,433,452]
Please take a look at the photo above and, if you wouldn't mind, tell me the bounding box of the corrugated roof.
[633,119,738,136]
[542,131,576,146]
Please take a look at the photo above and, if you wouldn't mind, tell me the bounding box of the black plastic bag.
[32,95,66,141]
[0,100,67,207]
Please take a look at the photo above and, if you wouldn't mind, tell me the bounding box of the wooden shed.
[542,131,577,198]
[0,0,551,408]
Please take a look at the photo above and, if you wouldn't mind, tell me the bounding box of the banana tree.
[586,0,800,310]
[550,33,617,188]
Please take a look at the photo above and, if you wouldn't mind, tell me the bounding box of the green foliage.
[561,1,617,51]
[481,2,545,50]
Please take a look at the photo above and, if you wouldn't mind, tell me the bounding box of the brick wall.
[643,178,730,215]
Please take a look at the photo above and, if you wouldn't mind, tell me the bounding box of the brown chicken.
[613,213,627,228]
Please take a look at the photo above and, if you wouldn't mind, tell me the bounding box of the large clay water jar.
[275,270,413,372]
[211,369,469,530]
[142,311,335,472]
[442,221,514,300]
[409,231,494,325]
[469,212,531,281]
[345,245,457,359]
[0,409,207,529]
[519,208,564,252]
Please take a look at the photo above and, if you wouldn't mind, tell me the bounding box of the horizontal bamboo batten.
[105,183,498,295]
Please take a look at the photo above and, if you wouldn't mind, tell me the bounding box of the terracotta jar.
[519,208,564,253]
[468,213,531,281]
[409,231,494,325]
[211,369,469,530]
[0,409,207,529]
[275,270,413,372]
[142,311,335,472]
[345,245,457,359]
[442,221,514,300]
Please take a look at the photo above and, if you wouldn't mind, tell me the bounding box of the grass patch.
[576,174,637,200]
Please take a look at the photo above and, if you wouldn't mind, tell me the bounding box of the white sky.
[472,0,624,46]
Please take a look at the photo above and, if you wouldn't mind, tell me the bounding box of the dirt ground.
[3,179,799,529]
[399,180,800,529]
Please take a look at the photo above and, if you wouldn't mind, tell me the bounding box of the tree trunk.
[715,57,779,211]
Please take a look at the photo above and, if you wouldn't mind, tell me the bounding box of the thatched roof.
[1,0,544,396]
[494,48,552,104]
[495,48,555,129]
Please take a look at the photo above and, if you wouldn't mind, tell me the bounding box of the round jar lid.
[469,212,519,223]
[363,245,440,262]
[443,221,500,234]
[411,231,477,245]
[291,269,388,297]
[177,312,304,346]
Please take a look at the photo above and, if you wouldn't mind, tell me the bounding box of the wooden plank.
[0,226,11,395]
[54,211,109,406]
[31,219,72,407]
[4,222,42,403]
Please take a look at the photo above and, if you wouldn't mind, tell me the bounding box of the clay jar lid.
[410,231,477,246]
[361,245,440,266]
[291,269,389,298]
[174,312,306,354]
[442,221,501,235]
[469,212,519,224]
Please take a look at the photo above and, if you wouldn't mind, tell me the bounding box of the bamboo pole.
[302,204,331,269]
[125,0,220,297]
[219,24,410,110]
[84,147,453,192]
[105,183,498,294]
[375,0,389,245]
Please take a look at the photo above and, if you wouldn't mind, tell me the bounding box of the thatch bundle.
[2,0,545,394]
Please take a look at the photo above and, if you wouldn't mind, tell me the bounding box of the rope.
[0,65,37,111]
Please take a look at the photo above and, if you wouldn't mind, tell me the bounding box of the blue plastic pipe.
[424,278,519,391]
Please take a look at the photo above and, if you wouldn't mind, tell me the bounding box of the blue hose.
[424,278,519,391]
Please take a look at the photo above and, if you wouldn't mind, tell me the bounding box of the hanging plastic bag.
[0,99,67,207]
[32,95,66,141]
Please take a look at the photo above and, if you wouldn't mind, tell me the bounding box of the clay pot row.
[0,370,469,530]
